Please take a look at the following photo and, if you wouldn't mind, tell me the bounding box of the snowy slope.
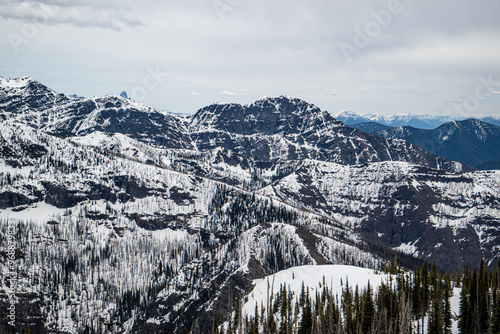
[0,120,386,333]
[241,264,389,317]
[231,265,461,334]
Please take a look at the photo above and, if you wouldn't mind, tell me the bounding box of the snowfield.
[242,265,390,319]
[236,264,461,334]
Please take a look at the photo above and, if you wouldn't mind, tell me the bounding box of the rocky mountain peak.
[0,76,51,94]
[0,77,68,118]
[189,96,339,136]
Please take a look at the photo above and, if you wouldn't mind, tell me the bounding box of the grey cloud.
[0,0,143,31]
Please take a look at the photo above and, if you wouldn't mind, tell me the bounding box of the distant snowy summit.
[120,91,130,99]
[334,110,500,129]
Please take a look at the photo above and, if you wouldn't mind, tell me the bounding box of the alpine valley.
[1,77,499,333]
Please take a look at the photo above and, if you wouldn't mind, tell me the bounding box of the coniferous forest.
[212,258,500,334]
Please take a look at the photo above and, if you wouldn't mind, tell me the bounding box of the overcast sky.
[1,0,500,117]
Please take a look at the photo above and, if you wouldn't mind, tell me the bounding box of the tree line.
[213,257,500,334]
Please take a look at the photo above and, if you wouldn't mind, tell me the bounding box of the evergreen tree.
[492,290,500,334]
[421,262,430,334]
[471,267,480,334]
[212,311,220,334]
[298,297,312,334]
[234,294,242,334]
[443,273,453,334]
[342,284,354,334]
[458,265,472,334]
[361,283,374,334]
[412,267,423,328]
[427,280,443,334]
[478,257,490,334]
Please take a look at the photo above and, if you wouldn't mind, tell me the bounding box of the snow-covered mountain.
[0,77,192,149]
[0,77,499,333]
[0,120,382,333]
[188,97,468,173]
[0,78,467,175]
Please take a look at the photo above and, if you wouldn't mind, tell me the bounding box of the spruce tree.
[212,311,219,334]
[459,265,472,334]
[471,267,480,334]
[443,273,453,334]
[492,291,500,334]
[478,257,490,334]
[342,284,354,334]
[427,280,443,334]
[361,283,374,334]
[412,268,423,327]
[422,262,430,334]
[298,297,312,334]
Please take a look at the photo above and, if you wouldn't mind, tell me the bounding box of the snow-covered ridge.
[0,76,37,88]
[0,77,469,173]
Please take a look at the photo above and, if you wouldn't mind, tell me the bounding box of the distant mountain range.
[335,110,500,129]
[349,119,500,169]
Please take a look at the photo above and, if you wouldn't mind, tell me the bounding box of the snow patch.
[242,265,389,319]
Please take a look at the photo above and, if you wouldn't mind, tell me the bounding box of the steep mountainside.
[0,77,192,149]
[187,97,466,172]
[374,119,500,168]
[258,159,500,270]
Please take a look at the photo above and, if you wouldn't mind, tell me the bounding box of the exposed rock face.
[258,160,500,271]
[188,96,468,172]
